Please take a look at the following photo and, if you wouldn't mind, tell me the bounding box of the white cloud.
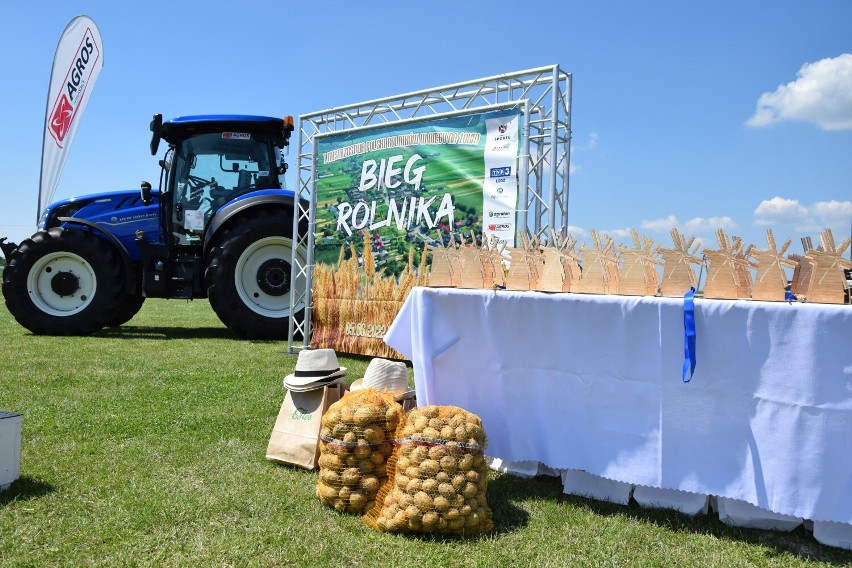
[753,196,851,236]
[606,228,632,240]
[641,215,679,233]
[683,216,737,234]
[754,197,809,226]
[586,132,598,150]
[567,225,588,241]
[568,131,598,175]
[639,216,738,250]
[811,199,852,227]
[747,53,852,130]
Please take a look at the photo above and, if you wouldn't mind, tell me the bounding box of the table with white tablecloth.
[383,287,852,524]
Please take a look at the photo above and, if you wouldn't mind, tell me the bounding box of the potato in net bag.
[363,405,494,535]
[315,388,402,514]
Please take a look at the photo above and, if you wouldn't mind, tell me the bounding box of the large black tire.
[104,267,145,328]
[2,227,126,335]
[205,209,306,340]
[104,293,146,327]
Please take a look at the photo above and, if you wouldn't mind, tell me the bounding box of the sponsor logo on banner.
[488,186,516,201]
[490,167,512,178]
[488,223,511,231]
[47,27,101,147]
[488,211,512,218]
[492,128,511,142]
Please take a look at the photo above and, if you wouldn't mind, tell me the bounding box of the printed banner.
[38,15,104,218]
[311,108,520,357]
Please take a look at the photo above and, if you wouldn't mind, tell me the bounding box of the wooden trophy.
[482,235,507,289]
[750,229,797,301]
[658,228,703,297]
[619,229,662,296]
[458,231,488,289]
[789,236,816,298]
[801,229,852,304]
[526,234,546,289]
[560,233,583,292]
[505,232,543,291]
[537,231,565,293]
[576,229,620,294]
[426,233,460,287]
[732,237,757,299]
[538,230,582,293]
[702,230,756,300]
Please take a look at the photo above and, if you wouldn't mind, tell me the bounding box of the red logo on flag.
[50,95,74,144]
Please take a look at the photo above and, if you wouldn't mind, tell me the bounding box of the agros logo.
[488,223,511,231]
[48,28,100,146]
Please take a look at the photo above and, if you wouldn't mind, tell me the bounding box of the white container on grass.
[716,497,803,532]
[633,485,710,516]
[561,469,633,505]
[0,411,22,491]
[813,521,852,550]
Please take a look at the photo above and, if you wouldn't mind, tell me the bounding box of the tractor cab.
[147,114,293,246]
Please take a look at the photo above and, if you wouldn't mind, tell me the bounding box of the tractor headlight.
[42,202,86,230]
[37,209,50,230]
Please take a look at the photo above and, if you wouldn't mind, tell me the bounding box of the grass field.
[0,294,850,566]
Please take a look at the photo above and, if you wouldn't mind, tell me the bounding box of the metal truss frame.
[287,64,572,351]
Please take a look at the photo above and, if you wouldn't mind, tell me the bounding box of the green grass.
[0,295,850,566]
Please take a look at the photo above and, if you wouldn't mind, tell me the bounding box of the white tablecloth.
[383,287,852,523]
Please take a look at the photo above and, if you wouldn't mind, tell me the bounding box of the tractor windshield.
[169,131,279,242]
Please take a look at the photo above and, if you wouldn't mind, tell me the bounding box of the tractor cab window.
[169,132,278,243]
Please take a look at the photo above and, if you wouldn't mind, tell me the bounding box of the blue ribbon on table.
[682,287,697,383]
[785,289,797,303]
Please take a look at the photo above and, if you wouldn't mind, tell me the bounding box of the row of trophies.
[425,228,852,304]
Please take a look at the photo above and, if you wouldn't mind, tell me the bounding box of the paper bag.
[266,383,345,470]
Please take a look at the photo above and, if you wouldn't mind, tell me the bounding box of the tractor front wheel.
[205,209,306,340]
[2,227,126,335]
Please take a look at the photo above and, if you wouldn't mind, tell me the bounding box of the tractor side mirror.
[140,181,152,206]
[149,114,163,156]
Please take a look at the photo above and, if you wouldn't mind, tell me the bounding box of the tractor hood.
[38,189,158,229]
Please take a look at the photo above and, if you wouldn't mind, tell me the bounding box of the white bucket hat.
[284,349,347,388]
[350,358,414,401]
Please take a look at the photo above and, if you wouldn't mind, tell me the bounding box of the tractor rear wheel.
[205,209,306,340]
[2,227,126,335]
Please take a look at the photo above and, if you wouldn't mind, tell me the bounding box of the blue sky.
[1,1,850,260]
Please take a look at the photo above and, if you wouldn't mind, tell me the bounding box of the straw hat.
[350,358,414,401]
[284,349,347,389]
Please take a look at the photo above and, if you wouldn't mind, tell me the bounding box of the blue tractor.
[1,114,307,339]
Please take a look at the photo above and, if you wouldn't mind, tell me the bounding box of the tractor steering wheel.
[187,175,212,191]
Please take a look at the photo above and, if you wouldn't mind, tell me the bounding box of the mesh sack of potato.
[363,405,494,535]
[315,388,402,514]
